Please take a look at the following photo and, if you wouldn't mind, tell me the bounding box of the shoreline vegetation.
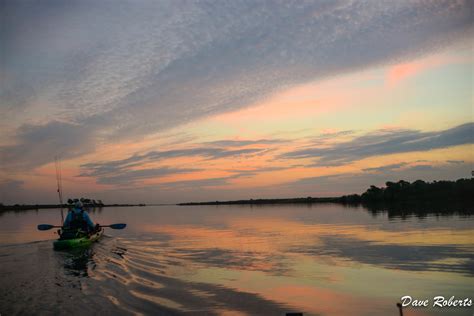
[178,178,474,215]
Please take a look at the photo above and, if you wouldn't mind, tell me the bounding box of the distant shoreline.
[177,197,473,207]
[178,178,473,208]
[177,197,344,205]
[2,178,472,212]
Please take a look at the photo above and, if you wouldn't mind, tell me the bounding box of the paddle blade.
[109,223,127,229]
[37,224,55,231]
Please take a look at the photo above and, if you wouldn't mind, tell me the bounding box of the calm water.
[0,204,472,315]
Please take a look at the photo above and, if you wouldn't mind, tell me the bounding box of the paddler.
[63,200,95,233]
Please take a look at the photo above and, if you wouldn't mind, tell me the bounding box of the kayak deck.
[53,228,104,250]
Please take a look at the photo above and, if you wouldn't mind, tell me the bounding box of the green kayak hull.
[53,229,104,250]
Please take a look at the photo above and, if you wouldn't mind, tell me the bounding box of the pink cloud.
[386,51,469,87]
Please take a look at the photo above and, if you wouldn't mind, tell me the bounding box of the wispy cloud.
[159,176,237,190]
[79,142,274,185]
[157,165,293,190]
[91,167,200,186]
[281,123,473,166]
[309,130,355,146]
[81,146,266,174]
[447,160,465,164]
[202,139,286,147]
[362,163,408,173]
[0,120,97,170]
[1,0,471,168]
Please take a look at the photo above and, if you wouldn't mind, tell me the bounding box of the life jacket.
[69,209,86,230]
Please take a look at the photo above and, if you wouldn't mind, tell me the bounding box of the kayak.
[53,228,104,251]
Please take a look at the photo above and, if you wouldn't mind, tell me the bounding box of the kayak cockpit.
[54,228,104,250]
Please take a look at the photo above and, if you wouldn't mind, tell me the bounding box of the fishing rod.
[55,156,64,223]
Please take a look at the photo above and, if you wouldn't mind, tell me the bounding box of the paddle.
[100,223,127,229]
[37,223,127,230]
[37,224,61,230]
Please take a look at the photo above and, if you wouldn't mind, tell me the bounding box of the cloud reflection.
[291,236,474,276]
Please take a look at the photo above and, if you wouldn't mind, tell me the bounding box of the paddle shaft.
[37,223,126,230]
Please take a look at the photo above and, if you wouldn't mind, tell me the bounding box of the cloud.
[447,160,465,164]
[202,139,286,147]
[226,166,291,175]
[281,123,474,166]
[0,120,97,170]
[362,163,408,173]
[79,143,271,185]
[160,176,234,189]
[0,179,25,203]
[405,165,436,172]
[88,167,200,185]
[310,130,355,145]
[1,0,471,168]
[81,146,266,174]
[159,166,291,190]
[363,162,442,174]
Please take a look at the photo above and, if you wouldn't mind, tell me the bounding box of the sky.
[0,0,473,204]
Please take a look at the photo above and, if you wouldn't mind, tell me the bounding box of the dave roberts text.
[401,295,472,308]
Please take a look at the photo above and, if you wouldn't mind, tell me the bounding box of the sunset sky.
[1,0,472,204]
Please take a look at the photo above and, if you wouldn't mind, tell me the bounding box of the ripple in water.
[0,235,292,315]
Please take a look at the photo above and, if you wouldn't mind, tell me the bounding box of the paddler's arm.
[63,211,73,226]
[82,212,95,229]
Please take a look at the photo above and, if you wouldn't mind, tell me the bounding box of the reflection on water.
[363,202,473,220]
[63,248,93,277]
[292,235,474,276]
[0,204,473,315]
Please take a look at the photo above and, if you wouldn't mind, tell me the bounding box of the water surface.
[0,204,472,315]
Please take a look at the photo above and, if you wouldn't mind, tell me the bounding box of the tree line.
[340,178,473,204]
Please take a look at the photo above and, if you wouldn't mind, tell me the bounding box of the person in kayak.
[63,201,95,233]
